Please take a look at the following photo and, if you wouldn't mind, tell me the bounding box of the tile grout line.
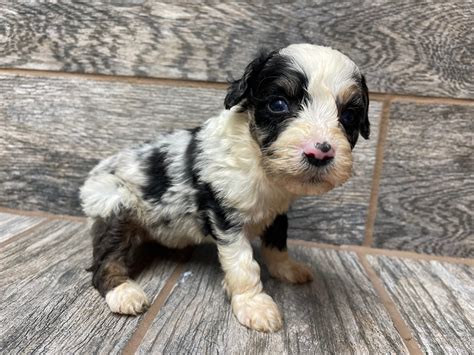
[363,97,392,247]
[0,219,51,249]
[1,208,471,266]
[0,206,86,223]
[370,92,474,106]
[0,68,228,90]
[288,239,474,266]
[357,252,423,355]
[1,68,473,105]
[122,260,189,355]
[343,245,474,266]
[1,206,471,266]
[288,238,342,251]
[390,95,474,106]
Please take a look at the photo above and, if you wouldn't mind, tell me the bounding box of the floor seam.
[0,68,228,90]
[1,209,471,266]
[0,206,87,223]
[357,252,423,355]
[389,95,474,106]
[287,239,474,266]
[122,258,190,354]
[363,97,392,246]
[288,238,342,250]
[344,245,474,266]
[1,68,473,105]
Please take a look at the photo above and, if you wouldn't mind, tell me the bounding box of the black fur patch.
[224,50,279,111]
[358,74,370,140]
[337,74,370,149]
[261,214,288,251]
[252,54,309,148]
[225,50,309,149]
[185,127,201,185]
[142,148,170,202]
[185,128,240,241]
[199,182,239,234]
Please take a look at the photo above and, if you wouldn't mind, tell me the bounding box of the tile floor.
[1,3,472,353]
[0,210,472,354]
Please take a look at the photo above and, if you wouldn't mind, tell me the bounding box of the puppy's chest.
[238,186,293,222]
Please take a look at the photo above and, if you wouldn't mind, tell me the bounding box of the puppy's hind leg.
[261,214,313,284]
[88,211,150,315]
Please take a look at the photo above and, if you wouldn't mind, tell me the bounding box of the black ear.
[359,75,370,139]
[224,50,275,111]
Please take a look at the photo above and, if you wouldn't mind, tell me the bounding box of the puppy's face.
[225,44,370,196]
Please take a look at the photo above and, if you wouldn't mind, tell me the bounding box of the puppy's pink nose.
[303,142,335,159]
[303,142,335,166]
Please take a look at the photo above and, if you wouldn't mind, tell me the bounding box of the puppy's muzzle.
[303,141,335,167]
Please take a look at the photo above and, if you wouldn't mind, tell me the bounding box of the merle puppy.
[80,44,369,332]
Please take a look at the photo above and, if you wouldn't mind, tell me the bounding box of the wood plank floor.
[0,212,46,244]
[0,1,471,353]
[0,211,472,353]
[0,218,179,354]
[0,2,472,98]
[0,74,224,215]
[136,244,406,354]
[373,103,474,257]
[368,255,474,354]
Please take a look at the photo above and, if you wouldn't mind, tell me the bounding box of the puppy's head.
[225,44,370,195]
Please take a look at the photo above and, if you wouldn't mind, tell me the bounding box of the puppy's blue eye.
[268,99,289,113]
[340,110,354,124]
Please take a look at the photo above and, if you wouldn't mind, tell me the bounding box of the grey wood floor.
[0,211,472,354]
[0,2,472,353]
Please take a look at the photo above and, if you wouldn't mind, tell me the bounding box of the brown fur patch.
[337,84,359,109]
[89,211,150,296]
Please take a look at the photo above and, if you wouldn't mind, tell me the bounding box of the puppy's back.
[80,129,194,220]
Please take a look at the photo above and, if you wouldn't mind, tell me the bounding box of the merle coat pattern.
[80,44,370,332]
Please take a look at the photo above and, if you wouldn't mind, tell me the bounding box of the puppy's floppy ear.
[224,50,275,111]
[359,75,370,139]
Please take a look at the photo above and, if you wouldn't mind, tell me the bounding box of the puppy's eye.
[340,110,354,124]
[268,99,289,113]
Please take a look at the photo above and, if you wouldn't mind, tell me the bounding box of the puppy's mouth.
[260,144,353,190]
[303,152,334,169]
[300,165,335,185]
[295,153,353,188]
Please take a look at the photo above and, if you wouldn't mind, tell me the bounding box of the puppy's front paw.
[232,292,283,332]
[105,280,150,315]
[268,259,313,284]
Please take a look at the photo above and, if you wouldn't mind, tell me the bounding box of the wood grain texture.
[0,74,224,215]
[288,103,380,245]
[137,244,406,354]
[0,1,472,98]
[368,255,474,354]
[0,74,382,247]
[0,212,45,244]
[373,103,474,257]
[0,219,179,354]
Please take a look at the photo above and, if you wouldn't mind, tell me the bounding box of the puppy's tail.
[80,173,124,220]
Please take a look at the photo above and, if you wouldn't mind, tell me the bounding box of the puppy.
[80,44,369,332]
